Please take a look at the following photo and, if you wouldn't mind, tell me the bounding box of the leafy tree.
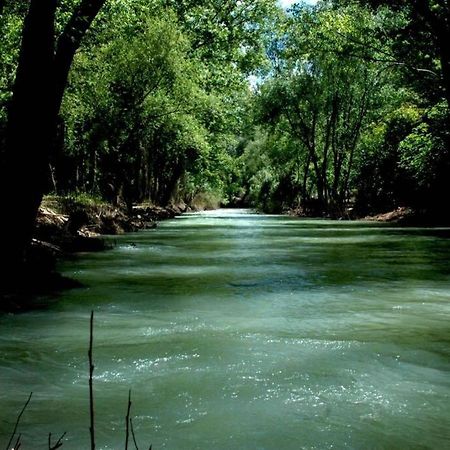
[353,103,422,214]
[48,0,280,212]
[248,3,388,215]
[57,6,248,209]
[340,0,450,217]
[398,101,450,213]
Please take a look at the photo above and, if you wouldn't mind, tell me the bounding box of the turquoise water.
[1,209,450,449]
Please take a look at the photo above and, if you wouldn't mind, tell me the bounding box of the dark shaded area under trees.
[1,0,450,302]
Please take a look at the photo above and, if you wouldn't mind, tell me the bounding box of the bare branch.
[130,418,139,450]
[12,434,21,450]
[5,392,32,450]
[125,390,132,450]
[48,431,66,450]
[88,311,95,450]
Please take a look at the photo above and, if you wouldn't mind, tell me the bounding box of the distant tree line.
[236,0,450,218]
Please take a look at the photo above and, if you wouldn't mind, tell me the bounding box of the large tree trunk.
[0,0,57,292]
[0,0,106,296]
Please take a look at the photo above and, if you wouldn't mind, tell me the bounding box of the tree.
[52,1,278,210]
[0,0,106,292]
[248,3,386,215]
[338,0,450,217]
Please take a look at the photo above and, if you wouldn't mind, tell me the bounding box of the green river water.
[1,209,450,449]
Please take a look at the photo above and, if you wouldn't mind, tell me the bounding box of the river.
[1,209,450,449]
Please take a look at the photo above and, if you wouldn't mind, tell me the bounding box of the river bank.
[35,196,188,251]
[287,204,450,226]
[1,196,190,310]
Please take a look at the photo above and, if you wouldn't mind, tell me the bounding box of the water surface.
[1,210,450,449]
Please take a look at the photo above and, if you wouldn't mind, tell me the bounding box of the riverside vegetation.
[0,3,449,290]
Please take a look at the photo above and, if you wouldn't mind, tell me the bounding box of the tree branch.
[88,310,95,450]
[54,0,107,111]
[125,390,132,450]
[48,432,66,450]
[5,392,32,450]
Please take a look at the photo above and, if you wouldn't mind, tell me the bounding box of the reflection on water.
[1,209,450,449]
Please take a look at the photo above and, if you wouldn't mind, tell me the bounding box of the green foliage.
[0,7,25,127]
[61,10,201,202]
[241,2,390,215]
[398,103,450,202]
[354,103,422,213]
[61,192,106,208]
[53,2,274,207]
[163,0,278,72]
[235,0,450,218]
[2,0,449,218]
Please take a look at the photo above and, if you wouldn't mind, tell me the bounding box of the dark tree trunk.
[0,0,106,296]
[0,0,57,291]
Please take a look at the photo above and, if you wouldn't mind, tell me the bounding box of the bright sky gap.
[279,0,318,8]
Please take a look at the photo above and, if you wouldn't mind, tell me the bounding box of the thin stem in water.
[5,392,32,450]
[125,390,132,450]
[88,311,95,450]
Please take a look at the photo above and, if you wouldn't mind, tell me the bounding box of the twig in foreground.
[88,311,95,450]
[130,417,139,450]
[125,390,132,450]
[5,392,32,450]
[48,431,66,450]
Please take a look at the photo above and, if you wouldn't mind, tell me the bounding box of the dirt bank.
[35,198,187,251]
[1,197,188,310]
[363,207,415,223]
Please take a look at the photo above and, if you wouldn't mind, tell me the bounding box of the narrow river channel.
[1,209,450,449]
